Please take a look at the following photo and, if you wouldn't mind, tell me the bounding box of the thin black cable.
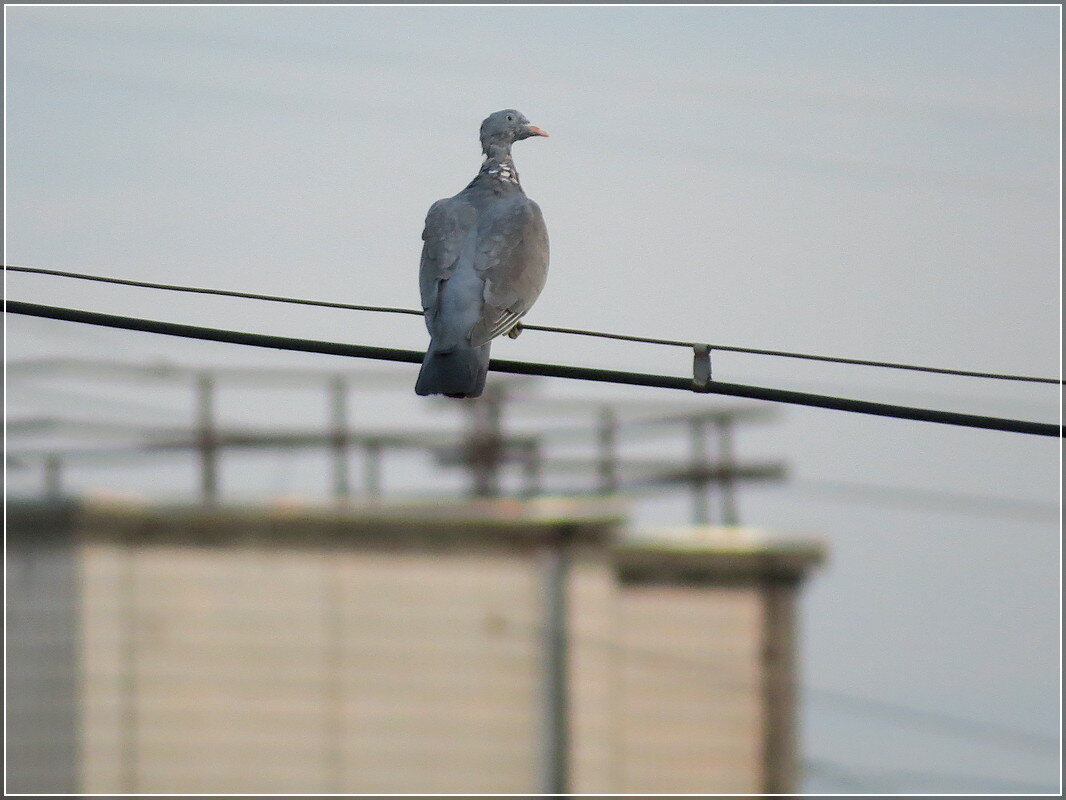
[805,758,1056,794]
[791,478,1061,522]
[5,380,186,421]
[6,301,1061,438]
[6,264,1061,385]
[3,264,424,317]
[572,628,1062,756]
[806,686,1061,753]
[513,621,1062,756]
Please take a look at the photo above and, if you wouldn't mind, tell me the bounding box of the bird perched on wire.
[415,109,550,398]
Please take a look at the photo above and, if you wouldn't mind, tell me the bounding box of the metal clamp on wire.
[692,344,712,392]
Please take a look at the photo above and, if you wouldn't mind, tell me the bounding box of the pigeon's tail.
[415,343,491,398]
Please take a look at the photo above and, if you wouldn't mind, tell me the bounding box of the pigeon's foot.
[507,322,523,339]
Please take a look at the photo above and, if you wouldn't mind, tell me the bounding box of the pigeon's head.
[480,109,548,156]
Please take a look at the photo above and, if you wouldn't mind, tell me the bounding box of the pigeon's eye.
[506,115,515,122]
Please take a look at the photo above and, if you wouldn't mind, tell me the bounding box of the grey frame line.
[6,264,1061,385]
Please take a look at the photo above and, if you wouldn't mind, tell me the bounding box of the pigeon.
[415,109,550,398]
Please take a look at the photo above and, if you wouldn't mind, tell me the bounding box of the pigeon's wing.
[469,197,549,347]
[419,197,475,332]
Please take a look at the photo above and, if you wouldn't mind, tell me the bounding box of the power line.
[803,758,879,792]
[804,758,1057,794]
[5,380,187,421]
[790,478,1061,523]
[7,264,1062,385]
[6,300,1062,438]
[511,621,1062,756]
[4,264,423,318]
[805,686,1061,754]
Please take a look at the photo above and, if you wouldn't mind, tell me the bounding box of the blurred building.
[8,498,823,795]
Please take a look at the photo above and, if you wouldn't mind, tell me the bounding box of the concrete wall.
[615,583,764,793]
[79,540,550,794]
[6,501,822,794]
[6,503,81,794]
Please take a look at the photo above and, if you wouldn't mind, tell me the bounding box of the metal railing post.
[597,407,618,494]
[690,416,710,525]
[329,376,349,501]
[717,419,739,525]
[538,525,572,795]
[196,373,218,504]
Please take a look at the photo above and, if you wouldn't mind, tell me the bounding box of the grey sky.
[5,5,1061,793]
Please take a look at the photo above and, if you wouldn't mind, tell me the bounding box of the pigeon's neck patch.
[481,157,520,186]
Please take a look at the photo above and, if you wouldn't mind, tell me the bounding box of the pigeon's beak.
[525,125,549,138]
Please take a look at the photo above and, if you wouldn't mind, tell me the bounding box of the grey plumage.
[416,110,550,398]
